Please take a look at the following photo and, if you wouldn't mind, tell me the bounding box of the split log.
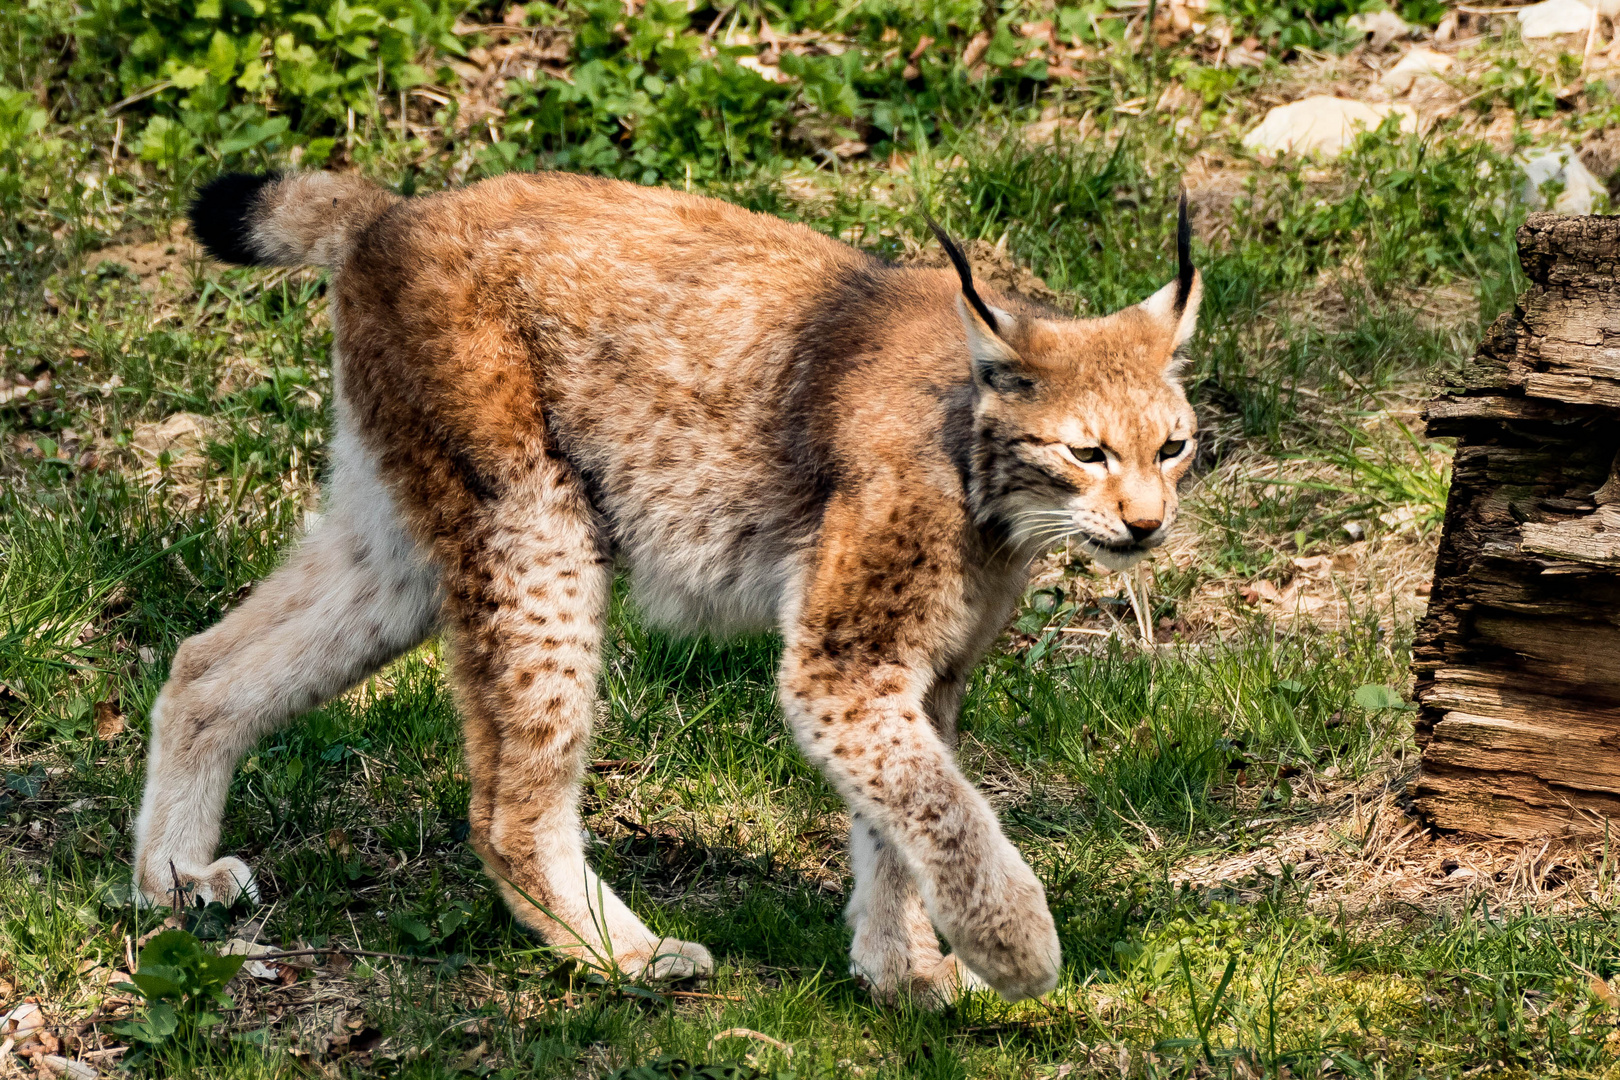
[1413,212,1620,839]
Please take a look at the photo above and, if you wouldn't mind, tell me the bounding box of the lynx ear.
[955,294,1031,391]
[1138,192,1202,352]
[926,214,1032,391]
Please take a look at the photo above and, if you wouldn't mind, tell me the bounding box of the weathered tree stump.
[1413,213,1620,838]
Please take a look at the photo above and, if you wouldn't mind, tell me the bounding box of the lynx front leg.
[789,655,1057,1001]
[441,465,711,982]
[782,490,1059,1003]
[847,813,987,1007]
[845,661,1000,1006]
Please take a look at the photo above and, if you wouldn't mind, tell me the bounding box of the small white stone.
[1517,0,1596,39]
[1242,97,1418,159]
[1520,146,1607,215]
[1380,47,1454,95]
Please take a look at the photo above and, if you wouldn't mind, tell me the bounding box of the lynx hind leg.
[442,465,711,982]
[847,815,987,1008]
[132,455,440,908]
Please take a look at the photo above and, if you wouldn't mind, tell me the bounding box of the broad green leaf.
[169,65,210,90]
[206,31,238,80]
[391,62,428,89]
[145,1002,179,1039]
[130,970,183,1001]
[141,930,204,968]
[236,59,271,92]
[618,984,666,1005]
[1015,612,1047,634]
[1353,683,1405,711]
[218,116,289,156]
[200,952,248,985]
[131,28,164,60]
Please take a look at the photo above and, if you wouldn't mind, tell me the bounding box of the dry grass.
[1172,762,1620,923]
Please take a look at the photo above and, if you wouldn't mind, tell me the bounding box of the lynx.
[133,169,1201,1006]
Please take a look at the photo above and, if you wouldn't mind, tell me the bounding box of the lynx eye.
[1159,440,1187,459]
[1069,446,1106,464]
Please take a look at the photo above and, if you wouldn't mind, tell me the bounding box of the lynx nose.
[1125,519,1162,542]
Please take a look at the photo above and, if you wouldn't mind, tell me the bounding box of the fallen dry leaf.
[17,1027,60,1058]
[221,938,274,958]
[449,1040,488,1072]
[93,700,123,740]
[40,1055,97,1079]
[242,960,281,982]
[961,30,990,68]
[1,1002,43,1044]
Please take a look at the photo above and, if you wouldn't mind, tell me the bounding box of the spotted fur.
[132,170,1202,1003]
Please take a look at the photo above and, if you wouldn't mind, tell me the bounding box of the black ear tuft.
[189,172,280,266]
[1174,190,1194,313]
[923,213,1004,340]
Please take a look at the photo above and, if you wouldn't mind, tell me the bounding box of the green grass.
[7,0,1620,1076]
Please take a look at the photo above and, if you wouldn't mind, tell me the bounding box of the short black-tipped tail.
[186,170,400,270]
[189,172,280,267]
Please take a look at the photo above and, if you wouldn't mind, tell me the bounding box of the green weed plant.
[75,0,466,166]
[110,929,249,1052]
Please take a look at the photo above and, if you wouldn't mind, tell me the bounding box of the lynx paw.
[949,903,1060,1002]
[911,954,988,1010]
[135,856,259,908]
[614,938,714,982]
[857,952,986,1010]
[942,852,1061,1002]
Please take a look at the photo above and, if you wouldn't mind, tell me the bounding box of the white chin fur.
[1082,543,1149,573]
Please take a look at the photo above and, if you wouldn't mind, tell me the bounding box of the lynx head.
[933,199,1202,571]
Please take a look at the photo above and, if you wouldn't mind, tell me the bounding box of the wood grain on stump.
[1414,212,1620,838]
